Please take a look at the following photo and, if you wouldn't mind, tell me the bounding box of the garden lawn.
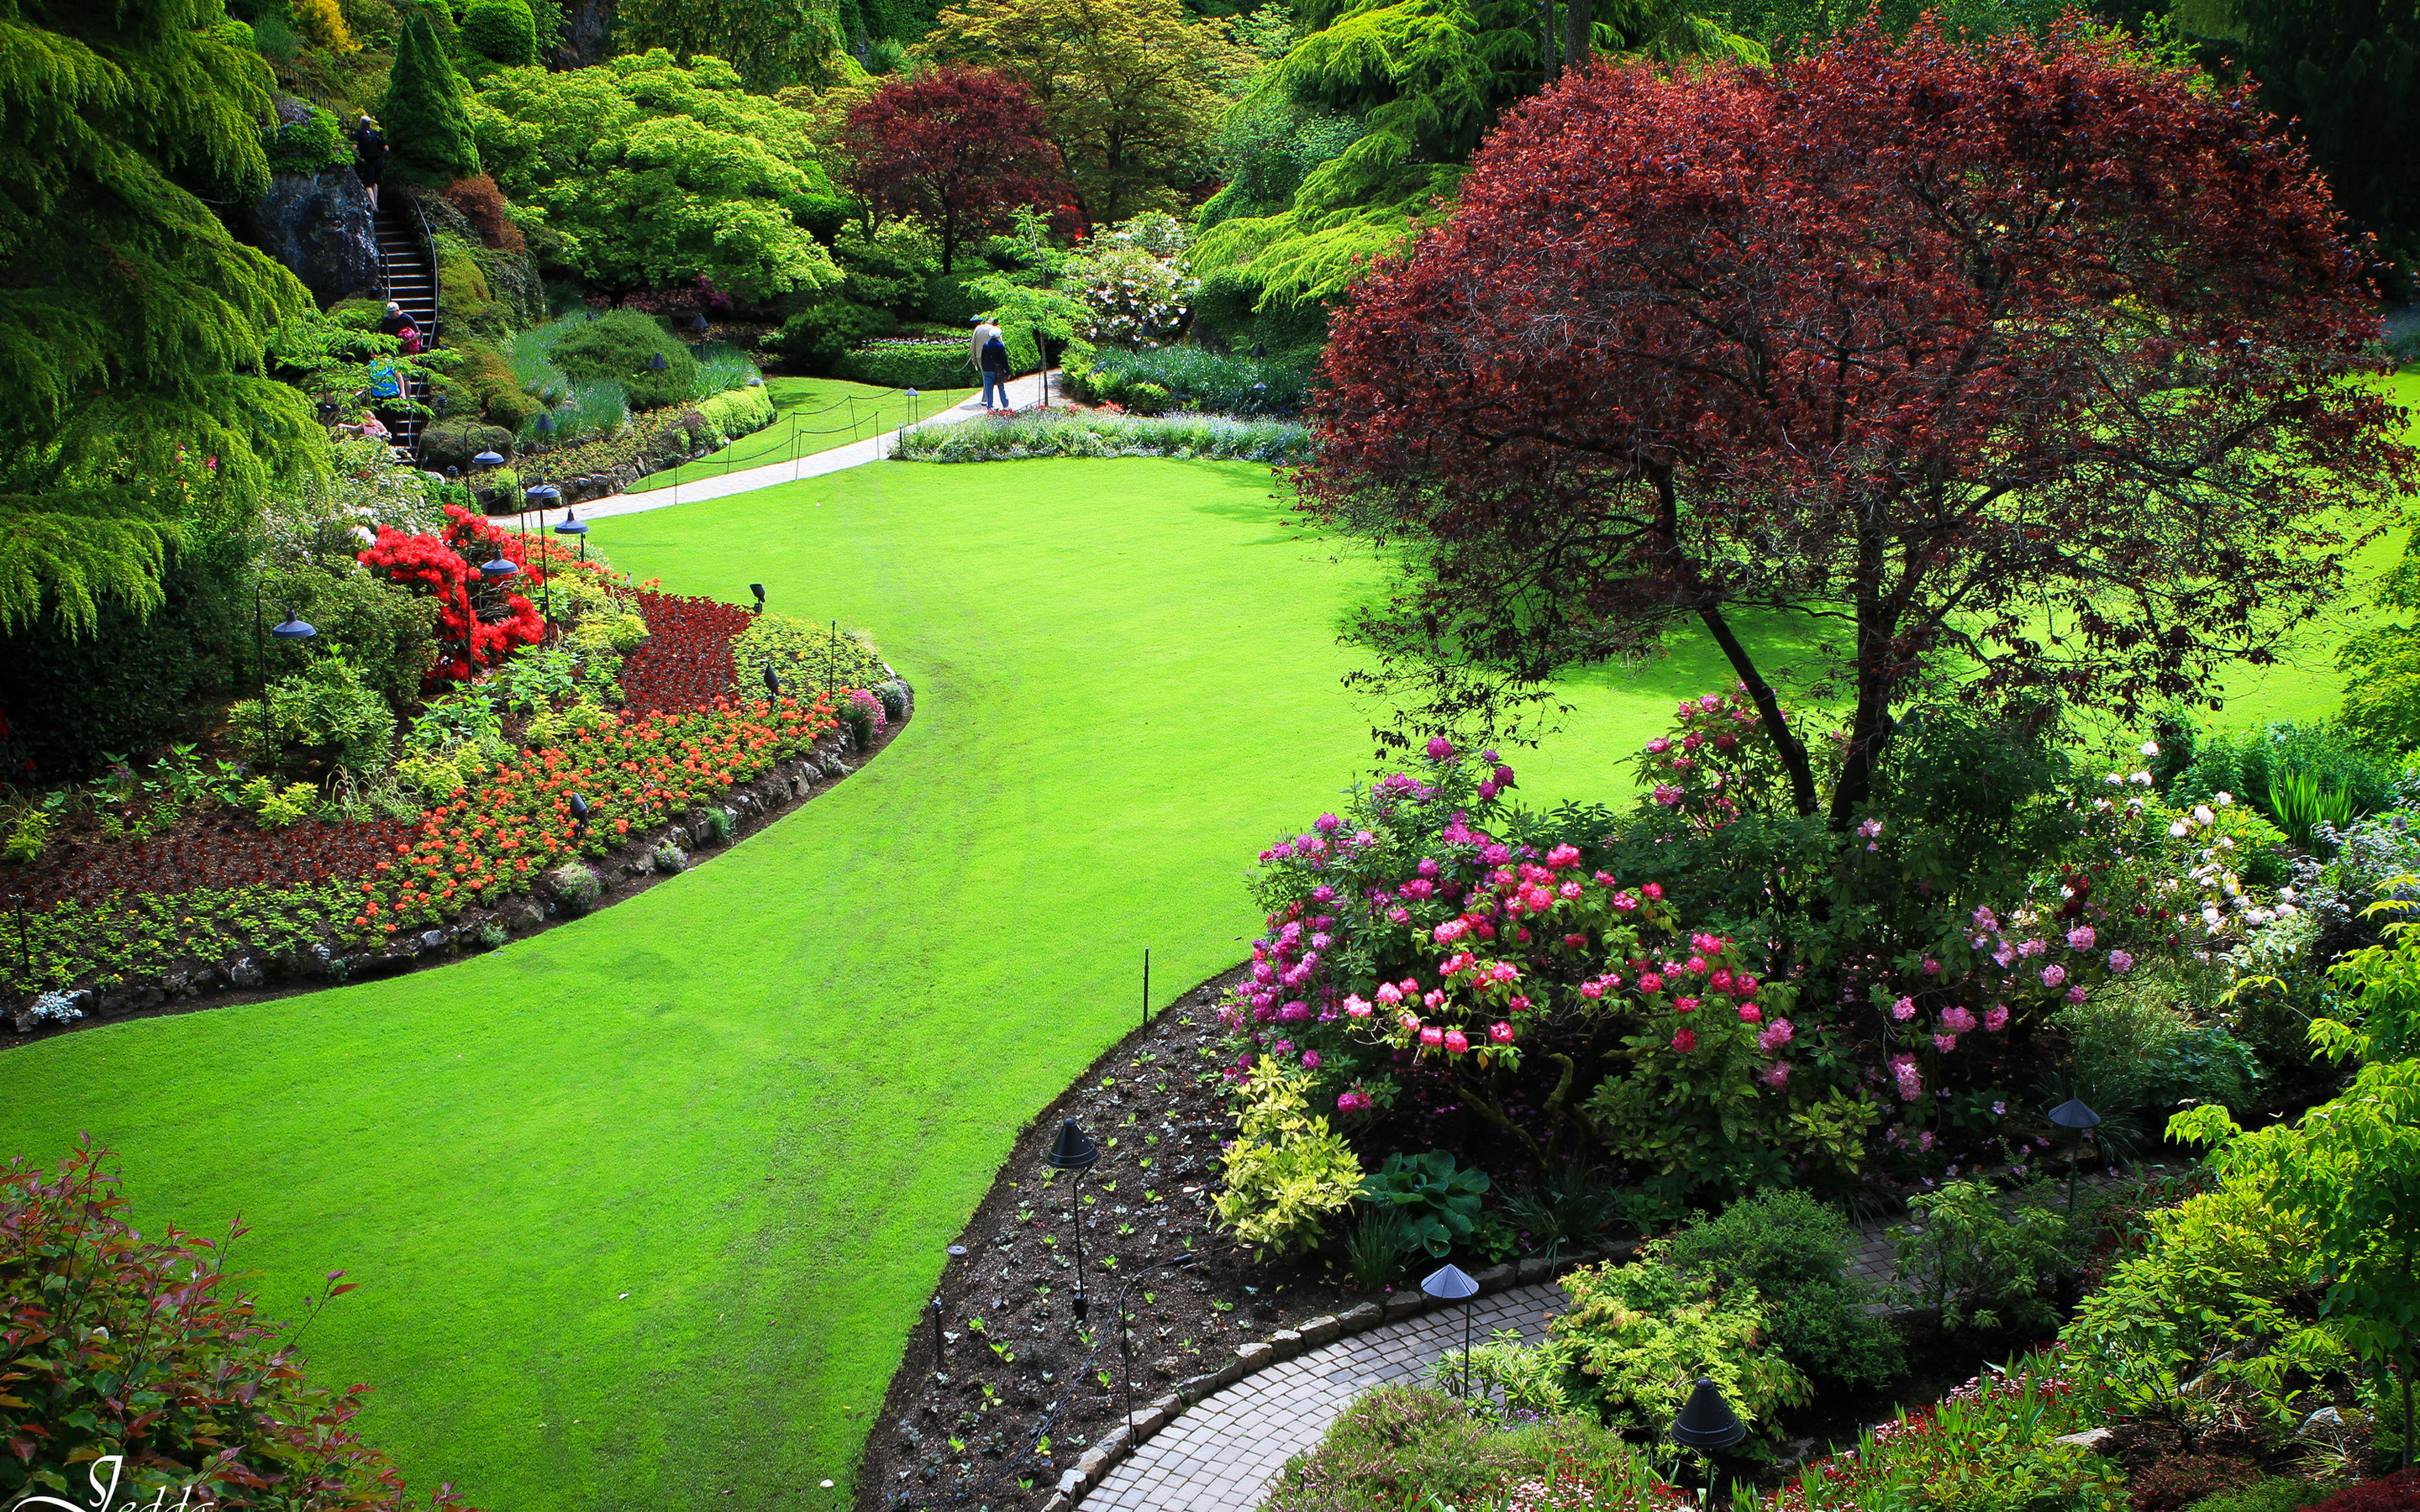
[0,439,2395,1510]
[628,377,976,493]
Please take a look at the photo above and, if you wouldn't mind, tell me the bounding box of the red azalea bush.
[350,691,838,937]
[359,507,546,685]
[0,1139,472,1509]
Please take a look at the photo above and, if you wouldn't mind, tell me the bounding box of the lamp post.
[1671,1375,1745,1506]
[1421,1263,1481,1397]
[567,792,590,848]
[2048,1097,2102,1215]
[1043,1118,1100,1324]
[262,606,316,771]
[750,583,765,615]
[763,664,781,703]
[551,504,586,563]
[525,485,562,629]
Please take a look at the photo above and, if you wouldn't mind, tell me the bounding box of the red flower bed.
[7,821,416,911]
[618,592,754,714]
[353,692,838,936]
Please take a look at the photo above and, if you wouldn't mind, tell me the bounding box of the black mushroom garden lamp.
[762,664,781,701]
[1671,1375,1746,1506]
[1043,1117,1100,1323]
[1421,1263,1481,1398]
[2049,1097,2102,1215]
[260,607,317,767]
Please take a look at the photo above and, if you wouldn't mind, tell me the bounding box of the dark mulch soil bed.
[0,706,909,1050]
[856,965,1404,1512]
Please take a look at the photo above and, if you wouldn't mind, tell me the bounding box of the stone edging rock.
[1036,1241,1637,1512]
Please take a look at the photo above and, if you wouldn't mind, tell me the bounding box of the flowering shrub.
[1224,735,1895,1194]
[358,506,545,684]
[0,1138,474,1509]
[1260,1385,1684,1512]
[1064,214,1196,349]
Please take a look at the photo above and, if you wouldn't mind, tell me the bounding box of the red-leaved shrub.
[2303,1469,2420,1512]
[439,174,523,252]
[2130,1456,2264,1512]
[0,1139,472,1509]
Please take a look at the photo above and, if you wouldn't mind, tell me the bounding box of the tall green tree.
[471,50,845,300]
[0,0,317,635]
[614,0,846,92]
[383,7,482,184]
[920,0,1257,223]
[2230,0,2420,281]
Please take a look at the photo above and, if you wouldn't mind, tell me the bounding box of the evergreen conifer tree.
[0,0,318,635]
[383,8,482,184]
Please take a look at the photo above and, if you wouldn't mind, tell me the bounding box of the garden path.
[569,370,1056,522]
[1076,1185,2133,1512]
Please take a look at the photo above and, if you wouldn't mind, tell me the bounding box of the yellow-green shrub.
[729,612,888,696]
[1214,1062,1362,1256]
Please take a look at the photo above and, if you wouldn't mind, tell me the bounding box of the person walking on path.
[352,115,387,210]
[971,316,1012,413]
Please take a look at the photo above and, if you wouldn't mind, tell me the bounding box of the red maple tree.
[839,66,1071,272]
[1302,22,2417,826]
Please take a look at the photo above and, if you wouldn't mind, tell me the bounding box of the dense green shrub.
[255,561,442,707]
[1893,1181,2071,1339]
[1662,1189,1904,1392]
[1497,1160,1620,1263]
[544,861,602,911]
[778,298,899,373]
[419,416,514,471]
[260,98,351,174]
[229,657,397,774]
[728,612,888,696]
[1260,1387,1665,1512]
[1064,342,1311,415]
[461,0,536,63]
[893,410,1309,463]
[2051,969,2265,1145]
[0,528,249,777]
[440,339,542,429]
[693,385,776,446]
[550,311,697,410]
[2170,722,2399,844]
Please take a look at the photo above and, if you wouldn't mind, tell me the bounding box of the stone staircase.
[375,203,438,454]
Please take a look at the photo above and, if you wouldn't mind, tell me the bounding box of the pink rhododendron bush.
[1218,690,2307,1213]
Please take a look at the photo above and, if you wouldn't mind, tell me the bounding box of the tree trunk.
[1652,470,1820,816]
[1825,508,1899,830]
[1562,0,1591,73]
[1539,0,1560,81]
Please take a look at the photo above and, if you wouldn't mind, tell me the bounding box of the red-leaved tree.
[839,65,1071,271]
[1302,22,2417,827]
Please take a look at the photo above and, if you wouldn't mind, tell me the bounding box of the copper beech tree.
[839,66,1071,271]
[1302,22,2417,827]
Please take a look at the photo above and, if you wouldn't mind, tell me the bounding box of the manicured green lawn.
[0,459,1701,1510]
[0,413,2407,1508]
[628,377,977,493]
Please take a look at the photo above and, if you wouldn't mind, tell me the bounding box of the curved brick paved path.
[1080,1281,1569,1512]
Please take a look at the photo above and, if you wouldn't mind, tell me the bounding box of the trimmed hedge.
[837,327,1038,390]
[693,386,776,446]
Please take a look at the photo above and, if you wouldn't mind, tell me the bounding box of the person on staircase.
[379,301,409,338]
[352,116,387,210]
